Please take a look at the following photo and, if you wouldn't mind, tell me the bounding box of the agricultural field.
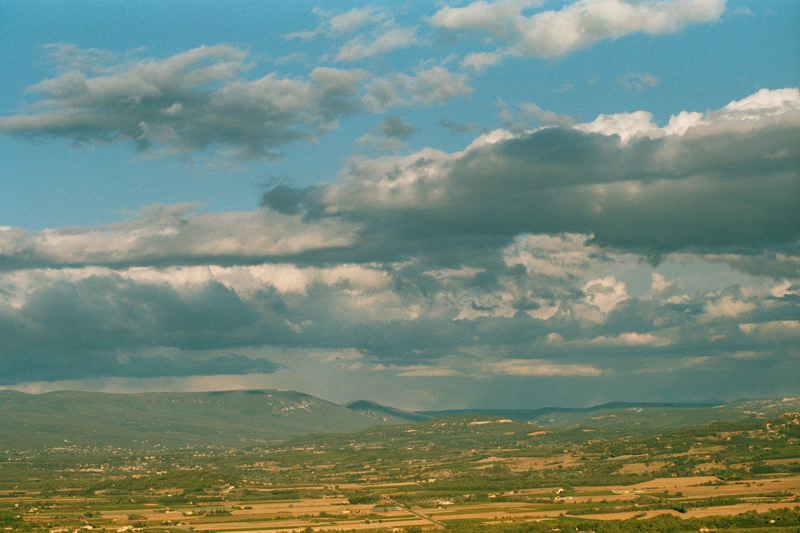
[1,397,799,532]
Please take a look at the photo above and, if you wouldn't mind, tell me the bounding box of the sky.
[0,0,798,409]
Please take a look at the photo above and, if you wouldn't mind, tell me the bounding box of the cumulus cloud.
[1,212,797,394]
[2,88,798,396]
[364,66,472,111]
[0,45,371,159]
[704,295,756,318]
[431,0,725,59]
[584,276,629,313]
[355,117,417,153]
[0,45,470,159]
[266,88,799,257]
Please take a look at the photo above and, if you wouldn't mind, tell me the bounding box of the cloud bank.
[1,83,797,406]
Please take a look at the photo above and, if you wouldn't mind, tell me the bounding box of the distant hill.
[419,401,723,421]
[346,399,431,422]
[421,398,800,433]
[0,389,415,449]
[295,398,800,452]
[2,390,797,450]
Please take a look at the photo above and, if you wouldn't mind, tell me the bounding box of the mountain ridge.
[1,389,794,450]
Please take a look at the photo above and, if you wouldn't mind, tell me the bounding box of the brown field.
[474,454,582,472]
[616,461,671,475]
[71,475,800,532]
[764,457,800,465]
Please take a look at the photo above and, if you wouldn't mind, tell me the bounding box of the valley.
[1,392,799,531]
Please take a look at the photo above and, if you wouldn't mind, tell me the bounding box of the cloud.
[0,45,372,159]
[635,355,712,374]
[0,204,357,270]
[712,251,800,279]
[42,42,119,74]
[704,295,756,318]
[590,331,671,347]
[2,87,798,396]
[583,276,629,313]
[440,118,481,133]
[1,212,797,393]
[484,358,605,377]
[0,353,279,385]
[499,101,576,130]
[379,117,416,139]
[328,7,385,33]
[336,27,418,62]
[286,7,417,62]
[617,72,659,91]
[267,88,799,258]
[460,51,506,73]
[355,117,417,153]
[739,320,800,339]
[0,43,477,158]
[431,0,725,59]
[285,6,388,40]
[396,364,462,377]
[503,233,597,278]
[364,67,472,111]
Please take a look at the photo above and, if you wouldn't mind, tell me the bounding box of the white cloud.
[285,6,388,40]
[503,233,596,278]
[739,320,800,338]
[396,365,462,377]
[431,0,543,36]
[485,358,605,377]
[329,7,386,33]
[0,204,357,268]
[460,51,505,72]
[0,46,368,159]
[431,0,725,59]
[575,110,660,143]
[704,295,756,318]
[590,331,671,347]
[336,27,418,62]
[364,67,472,111]
[583,276,628,313]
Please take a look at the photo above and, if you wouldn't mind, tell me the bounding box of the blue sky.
[0,0,798,408]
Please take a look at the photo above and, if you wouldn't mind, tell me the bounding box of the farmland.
[1,395,799,532]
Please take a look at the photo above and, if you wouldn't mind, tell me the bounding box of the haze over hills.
[1,389,797,450]
[0,389,419,449]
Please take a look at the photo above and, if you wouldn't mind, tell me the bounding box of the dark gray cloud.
[0,273,290,383]
[0,353,279,385]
